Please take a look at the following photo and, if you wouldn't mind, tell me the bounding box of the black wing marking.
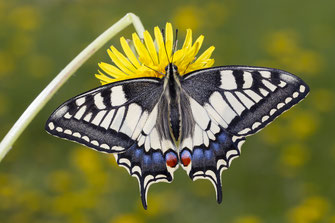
[45,77,179,209]
[181,65,309,136]
[179,65,309,201]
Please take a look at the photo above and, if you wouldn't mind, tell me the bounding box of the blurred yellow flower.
[310,89,334,113]
[287,196,330,223]
[280,143,309,168]
[96,23,215,84]
[288,110,318,140]
[173,6,201,30]
[265,30,323,75]
[8,6,40,31]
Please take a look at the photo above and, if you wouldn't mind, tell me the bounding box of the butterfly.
[46,63,309,209]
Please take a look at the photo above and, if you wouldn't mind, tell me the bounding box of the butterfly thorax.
[163,63,182,144]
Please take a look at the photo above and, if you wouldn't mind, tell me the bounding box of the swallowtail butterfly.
[46,64,309,209]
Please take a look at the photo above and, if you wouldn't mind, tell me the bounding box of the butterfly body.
[46,65,309,209]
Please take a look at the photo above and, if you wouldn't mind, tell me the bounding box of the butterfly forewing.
[179,65,309,201]
[182,66,309,136]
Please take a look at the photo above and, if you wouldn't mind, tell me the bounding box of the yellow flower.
[96,23,215,85]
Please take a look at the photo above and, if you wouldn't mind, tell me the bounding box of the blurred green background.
[1,0,335,222]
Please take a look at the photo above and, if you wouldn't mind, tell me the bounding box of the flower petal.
[154,26,168,65]
[110,46,137,73]
[132,33,152,65]
[98,62,127,77]
[143,30,158,65]
[120,37,141,68]
[182,29,192,49]
[107,48,135,75]
[165,22,173,60]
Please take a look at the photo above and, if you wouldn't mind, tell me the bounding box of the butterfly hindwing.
[179,65,309,201]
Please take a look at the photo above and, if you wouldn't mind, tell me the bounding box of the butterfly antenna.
[143,64,164,76]
[184,62,192,75]
[161,28,171,64]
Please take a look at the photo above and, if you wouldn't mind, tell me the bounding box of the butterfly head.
[165,63,179,76]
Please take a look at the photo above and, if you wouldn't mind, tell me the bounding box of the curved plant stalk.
[0,13,145,162]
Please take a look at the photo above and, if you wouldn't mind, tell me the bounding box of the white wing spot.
[279,81,287,88]
[259,88,269,97]
[235,92,254,109]
[285,97,292,104]
[56,127,63,132]
[111,85,127,106]
[64,112,72,119]
[277,103,285,109]
[100,110,115,129]
[224,92,245,115]
[190,97,210,130]
[48,122,55,130]
[259,71,271,78]
[132,111,149,140]
[83,113,92,122]
[138,135,145,147]
[209,92,236,124]
[149,128,161,150]
[142,106,158,134]
[262,79,277,92]
[220,70,237,90]
[74,106,87,120]
[94,93,106,109]
[112,146,124,152]
[110,107,125,131]
[91,140,99,146]
[64,129,72,135]
[293,92,299,98]
[203,133,209,147]
[120,103,142,137]
[226,150,238,159]
[242,71,253,88]
[204,103,228,128]
[261,116,269,122]
[91,110,107,126]
[252,122,261,130]
[76,97,85,106]
[193,125,204,146]
[82,136,90,142]
[269,109,276,116]
[73,132,81,138]
[299,85,306,93]
[100,144,110,150]
[244,90,262,102]
[238,128,250,135]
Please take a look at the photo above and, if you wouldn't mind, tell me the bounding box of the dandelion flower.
[95,23,215,85]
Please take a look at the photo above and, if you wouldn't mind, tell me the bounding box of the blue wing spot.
[192,148,204,163]
[217,132,228,143]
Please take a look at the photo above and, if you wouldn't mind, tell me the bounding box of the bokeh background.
[1,0,335,222]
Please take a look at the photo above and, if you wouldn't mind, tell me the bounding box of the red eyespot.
[165,152,178,168]
[181,149,191,166]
